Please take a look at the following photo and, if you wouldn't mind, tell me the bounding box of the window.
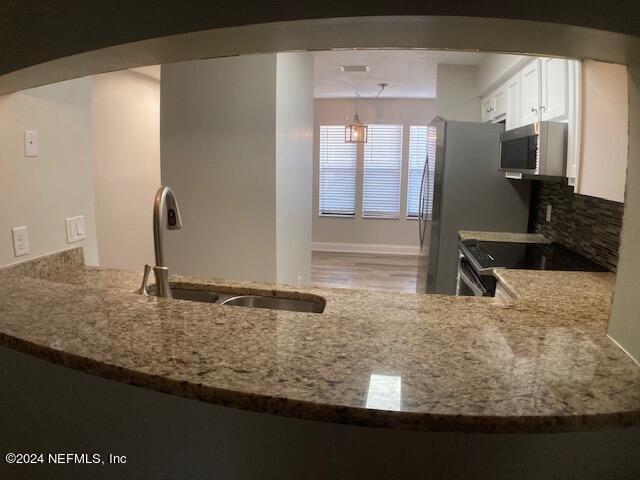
[407,125,437,219]
[362,124,403,218]
[319,125,357,215]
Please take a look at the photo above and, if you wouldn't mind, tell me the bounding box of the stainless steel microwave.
[499,121,567,177]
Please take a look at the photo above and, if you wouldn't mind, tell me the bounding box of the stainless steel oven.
[456,255,488,297]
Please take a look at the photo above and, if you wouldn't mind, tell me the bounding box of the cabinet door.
[481,97,493,122]
[540,57,568,120]
[493,86,507,119]
[520,60,541,125]
[505,74,521,130]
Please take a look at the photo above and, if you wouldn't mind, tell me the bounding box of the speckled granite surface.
[459,230,551,243]
[0,247,638,434]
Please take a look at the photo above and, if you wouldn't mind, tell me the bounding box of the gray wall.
[161,55,278,282]
[1,346,638,479]
[161,54,313,284]
[312,98,436,250]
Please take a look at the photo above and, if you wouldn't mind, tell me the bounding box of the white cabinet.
[540,58,568,121]
[505,74,521,130]
[480,86,506,122]
[493,86,506,119]
[478,57,626,202]
[480,57,573,130]
[520,60,541,125]
[481,97,493,122]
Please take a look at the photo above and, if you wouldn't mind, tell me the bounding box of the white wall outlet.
[24,130,38,157]
[545,204,553,222]
[12,226,30,257]
[65,216,86,243]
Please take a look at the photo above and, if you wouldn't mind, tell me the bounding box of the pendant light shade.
[345,114,368,143]
[345,91,367,143]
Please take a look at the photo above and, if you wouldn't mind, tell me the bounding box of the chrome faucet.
[139,186,182,298]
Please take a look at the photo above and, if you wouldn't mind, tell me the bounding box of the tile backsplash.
[531,182,624,271]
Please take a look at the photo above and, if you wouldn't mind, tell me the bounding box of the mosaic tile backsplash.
[531,182,624,271]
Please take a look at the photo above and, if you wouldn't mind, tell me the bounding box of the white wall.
[0,78,98,267]
[476,54,530,96]
[276,53,314,283]
[92,70,160,271]
[435,64,480,122]
[161,55,278,282]
[313,98,435,251]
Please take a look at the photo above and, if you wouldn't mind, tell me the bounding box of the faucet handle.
[139,264,152,296]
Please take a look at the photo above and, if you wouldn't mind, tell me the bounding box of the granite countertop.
[0,247,639,434]
[459,230,551,243]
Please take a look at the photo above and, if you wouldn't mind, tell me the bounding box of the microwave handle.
[504,172,523,180]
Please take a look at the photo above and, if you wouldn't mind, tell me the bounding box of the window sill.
[318,213,355,218]
[361,215,400,220]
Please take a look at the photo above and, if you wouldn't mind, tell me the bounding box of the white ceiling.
[313,50,488,99]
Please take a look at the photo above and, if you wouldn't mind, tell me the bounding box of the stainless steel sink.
[144,285,324,313]
[220,295,324,313]
[145,285,220,303]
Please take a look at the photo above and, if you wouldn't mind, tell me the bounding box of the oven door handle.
[459,261,488,296]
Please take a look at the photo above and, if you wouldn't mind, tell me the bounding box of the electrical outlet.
[12,226,30,257]
[545,204,553,222]
[65,216,86,243]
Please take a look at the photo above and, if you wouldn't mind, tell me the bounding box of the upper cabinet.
[481,97,493,122]
[493,85,507,119]
[481,85,506,123]
[479,56,628,203]
[540,58,569,121]
[520,60,541,125]
[505,74,521,131]
[482,57,571,128]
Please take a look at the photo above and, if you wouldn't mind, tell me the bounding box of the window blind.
[319,125,357,215]
[407,125,437,219]
[362,124,403,218]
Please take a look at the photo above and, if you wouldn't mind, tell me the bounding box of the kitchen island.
[0,247,638,435]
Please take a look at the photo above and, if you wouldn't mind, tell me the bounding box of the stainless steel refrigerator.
[417,120,531,295]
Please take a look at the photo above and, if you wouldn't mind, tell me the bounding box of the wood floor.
[311,251,427,293]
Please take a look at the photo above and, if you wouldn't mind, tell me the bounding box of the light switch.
[24,130,38,157]
[12,226,30,257]
[65,216,86,243]
[545,204,552,222]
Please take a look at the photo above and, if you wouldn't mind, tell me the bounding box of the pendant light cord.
[376,82,388,98]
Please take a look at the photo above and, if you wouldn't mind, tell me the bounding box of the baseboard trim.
[312,242,421,256]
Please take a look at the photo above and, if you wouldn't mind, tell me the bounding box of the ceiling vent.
[340,65,370,73]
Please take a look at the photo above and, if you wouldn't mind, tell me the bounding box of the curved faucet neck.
[153,185,182,268]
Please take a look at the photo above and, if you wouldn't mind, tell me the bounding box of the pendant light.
[345,91,367,143]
